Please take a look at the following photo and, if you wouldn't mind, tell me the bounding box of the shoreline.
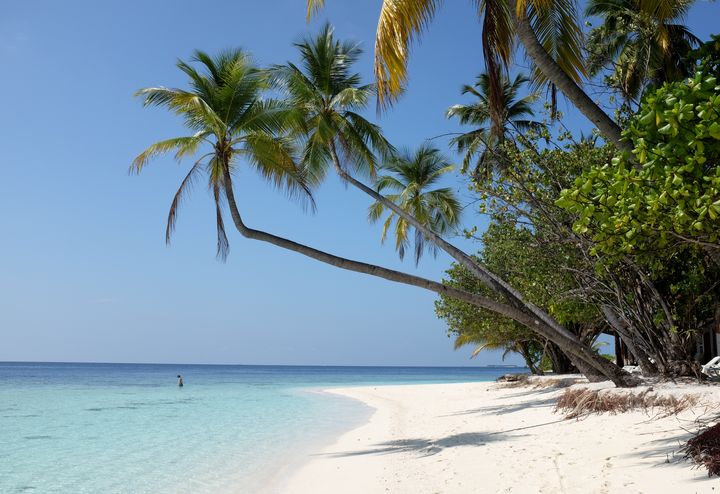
[279,379,720,493]
[254,388,374,494]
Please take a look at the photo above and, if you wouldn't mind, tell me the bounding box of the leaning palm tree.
[276,25,522,305]
[585,0,700,101]
[307,0,629,150]
[368,145,461,264]
[272,26,630,385]
[133,45,632,387]
[132,49,552,365]
[131,49,312,259]
[447,72,542,178]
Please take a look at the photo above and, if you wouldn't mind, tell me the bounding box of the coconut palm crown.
[132,49,312,259]
[447,72,542,178]
[368,145,461,264]
[272,24,393,184]
[585,0,700,101]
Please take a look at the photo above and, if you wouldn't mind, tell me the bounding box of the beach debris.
[683,423,720,476]
[496,374,582,389]
[496,373,530,384]
[556,388,699,419]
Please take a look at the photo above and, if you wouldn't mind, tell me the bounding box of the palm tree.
[368,145,461,264]
[447,72,542,178]
[585,0,700,101]
[307,0,630,150]
[271,26,630,385]
[275,26,544,327]
[134,45,632,386]
[131,49,312,259]
[274,25,484,276]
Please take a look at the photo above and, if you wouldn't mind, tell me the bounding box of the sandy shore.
[278,379,720,493]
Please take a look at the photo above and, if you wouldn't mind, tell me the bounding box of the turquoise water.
[0,363,518,493]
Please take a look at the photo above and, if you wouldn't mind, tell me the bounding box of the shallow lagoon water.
[0,363,517,493]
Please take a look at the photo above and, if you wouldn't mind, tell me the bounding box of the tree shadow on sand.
[497,386,568,399]
[322,430,528,458]
[446,396,558,416]
[620,428,696,467]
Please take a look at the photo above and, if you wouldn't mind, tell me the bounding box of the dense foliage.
[436,221,604,374]
[558,64,720,258]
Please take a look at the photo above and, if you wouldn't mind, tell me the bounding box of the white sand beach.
[279,379,720,494]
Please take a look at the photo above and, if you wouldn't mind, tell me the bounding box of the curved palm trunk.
[222,167,632,386]
[330,144,560,331]
[513,9,632,153]
[326,144,630,384]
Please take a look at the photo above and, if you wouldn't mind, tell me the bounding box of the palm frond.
[166,158,205,244]
[239,133,316,211]
[367,201,386,222]
[330,86,371,111]
[529,0,587,91]
[300,131,332,186]
[585,0,699,99]
[306,0,326,21]
[370,144,460,262]
[131,135,207,173]
[380,213,394,244]
[374,0,441,108]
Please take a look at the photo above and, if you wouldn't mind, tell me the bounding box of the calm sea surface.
[0,362,520,493]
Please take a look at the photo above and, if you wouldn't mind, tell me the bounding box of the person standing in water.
[177,375,184,387]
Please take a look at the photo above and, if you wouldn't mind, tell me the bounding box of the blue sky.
[0,1,716,366]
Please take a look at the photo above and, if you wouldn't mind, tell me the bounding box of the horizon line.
[0,360,525,368]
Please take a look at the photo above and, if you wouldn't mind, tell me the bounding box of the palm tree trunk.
[329,144,561,331]
[513,9,632,153]
[326,143,630,384]
[221,167,633,386]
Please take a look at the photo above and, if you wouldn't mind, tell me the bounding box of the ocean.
[0,362,519,493]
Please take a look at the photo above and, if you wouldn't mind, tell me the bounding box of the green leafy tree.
[437,222,604,374]
[453,331,544,373]
[368,145,461,264]
[436,260,546,374]
[558,51,720,259]
[551,42,720,375]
